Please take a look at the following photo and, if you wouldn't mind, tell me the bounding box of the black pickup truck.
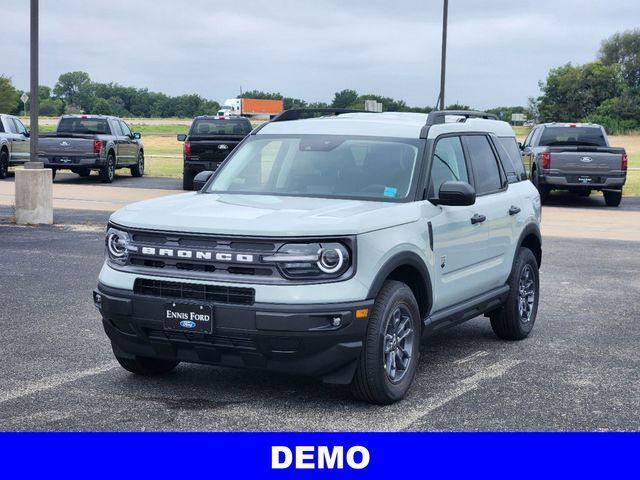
[178,116,252,190]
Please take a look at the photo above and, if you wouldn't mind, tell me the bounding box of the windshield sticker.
[383,187,397,198]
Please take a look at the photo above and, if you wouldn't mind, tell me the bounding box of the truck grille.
[134,278,255,306]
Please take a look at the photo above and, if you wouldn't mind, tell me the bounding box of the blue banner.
[0,433,636,478]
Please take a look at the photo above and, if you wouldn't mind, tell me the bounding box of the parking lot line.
[0,362,118,404]
[391,359,523,431]
[453,350,490,365]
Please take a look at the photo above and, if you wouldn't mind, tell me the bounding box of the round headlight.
[317,246,345,274]
[106,229,129,259]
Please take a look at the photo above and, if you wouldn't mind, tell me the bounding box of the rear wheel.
[532,167,550,203]
[100,153,116,183]
[50,168,57,180]
[603,189,622,207]
[490,247,539,340]
[351,280,420,404]
[131,150,144,177]
[183,168,195,190]
[115,354,179,375]
[0,149,8,179]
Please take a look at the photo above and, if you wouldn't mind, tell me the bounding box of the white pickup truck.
[0,114,30,178]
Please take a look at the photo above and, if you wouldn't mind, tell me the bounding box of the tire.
[532,167,550,203]
[0,149,8,179]
[115,354,179,376]
[130,150,144,178]
[351,280,421,405]
[490,247,540,341]
[76,167,91,177]
[50,168,56,180]
[183,168,195,190]
[100,153,116,183]
[603,189,622,207]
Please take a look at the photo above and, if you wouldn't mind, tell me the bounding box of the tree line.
[0,29,637,133]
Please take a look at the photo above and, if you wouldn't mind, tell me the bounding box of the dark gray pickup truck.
[178,116,252,190]
[521,123,627,206]
[38,115,144,183]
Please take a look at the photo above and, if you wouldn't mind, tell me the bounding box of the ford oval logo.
[179,320,197,329]
[217,144,229,150]
[580,156,593,163]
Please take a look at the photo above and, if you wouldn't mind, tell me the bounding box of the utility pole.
[439,0,448,110]
[29,0,39,161]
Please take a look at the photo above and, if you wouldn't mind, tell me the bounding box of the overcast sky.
[1,0,638,109]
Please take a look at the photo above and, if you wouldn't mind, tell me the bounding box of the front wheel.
[100,154,116,183]
[490,247,540,340]
[115,353,179,375]
[351,280,420,405]
[603,189,622,207]
[131,150,144,177]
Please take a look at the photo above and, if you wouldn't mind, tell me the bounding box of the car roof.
[257,112,516,139]
[537,122,602,128]
[60,114,119,120]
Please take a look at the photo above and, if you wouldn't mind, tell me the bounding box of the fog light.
[331,316,342,327]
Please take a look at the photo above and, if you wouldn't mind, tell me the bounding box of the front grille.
[134,278,255,305]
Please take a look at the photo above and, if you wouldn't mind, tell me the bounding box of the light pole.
[439,0,448,110]
[30,0,38,162]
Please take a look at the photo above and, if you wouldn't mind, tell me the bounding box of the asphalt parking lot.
[0,178,639,431]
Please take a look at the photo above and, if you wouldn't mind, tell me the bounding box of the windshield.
[539,127,607,147]
[206,135,421,201]
[190,118,251,135]
[57,117,111,135]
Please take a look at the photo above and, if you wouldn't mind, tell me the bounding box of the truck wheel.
[183,168,195,190]
[50,168,56,181]
[130,151,144,177]
[100,153,116,183]
[115,354,179,376]
[351,280,420,405]
[603,189,622,207]
[76,167,91,177]
[0,149,8,179]
[532,167,550,203]
[490,247,539,341]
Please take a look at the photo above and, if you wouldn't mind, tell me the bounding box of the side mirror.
[24,129,30,137]
[518,142,523,150]
[133,132,141,139]
[193,170,214,191]
[434,181,476,206]
[177,134,187,142]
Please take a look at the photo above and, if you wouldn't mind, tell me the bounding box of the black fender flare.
[366,251,433,316]
[514,222,542,269]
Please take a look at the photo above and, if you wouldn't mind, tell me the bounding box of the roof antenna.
[438,0,449,111]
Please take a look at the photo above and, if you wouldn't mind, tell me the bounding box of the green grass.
[145,157,182,177]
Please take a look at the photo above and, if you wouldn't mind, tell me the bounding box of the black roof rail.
[251,108,371,135]
[271,108,370,122]
[420,110,499,138]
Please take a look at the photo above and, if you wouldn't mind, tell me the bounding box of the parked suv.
[0,114,30,178]
[522,123,627,206]
[38,115,144,183]
[94,109,542,404]
[178,116,252,190]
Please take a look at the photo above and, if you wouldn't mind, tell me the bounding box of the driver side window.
[429,136,469,199]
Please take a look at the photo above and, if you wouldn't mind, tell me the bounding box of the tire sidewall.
[0,150,8,178]
[509,249,540,336]
[371,284,421,401]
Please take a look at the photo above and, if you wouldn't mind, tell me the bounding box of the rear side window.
[0,118,4,133]
[497,137,527,182]
[464,135,503,195]
[539,127,607,147]
[429,136,469,198]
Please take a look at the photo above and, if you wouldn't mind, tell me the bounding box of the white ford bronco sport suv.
[94,109,542,404]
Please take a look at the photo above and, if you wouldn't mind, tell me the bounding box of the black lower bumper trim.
[95,283,372,384]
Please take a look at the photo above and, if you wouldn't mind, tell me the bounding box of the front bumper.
[94,283,373,384]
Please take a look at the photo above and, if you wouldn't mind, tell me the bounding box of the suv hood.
[110,193,421,236]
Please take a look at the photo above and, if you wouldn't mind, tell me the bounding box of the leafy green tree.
[38,85,51,100]
[238,90,282,100]
[53,71,91,107]
[535,62,623,122]
[39,98,64,116]
[93,98,111,115]
[0,75,19,113]
[599,29,640,88]
[331,89,359,108]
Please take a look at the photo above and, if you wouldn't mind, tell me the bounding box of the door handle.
[509,206,521,215]
[471,213,486,225]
